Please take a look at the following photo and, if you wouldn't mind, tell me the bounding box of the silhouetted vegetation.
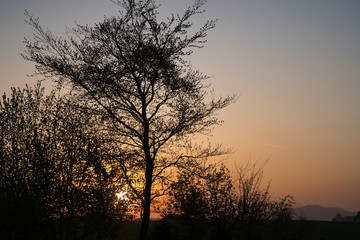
[0,83,131,240]
[2,0,331,240]
[23,0,236,239]
[0,83,350,240]
[156,161,298,240]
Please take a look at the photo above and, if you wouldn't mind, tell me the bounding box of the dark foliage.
[161,161,297,240]
[0,83,130,240]
[23,0,236,239]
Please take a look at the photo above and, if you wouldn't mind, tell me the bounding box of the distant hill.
[294,205,356,221]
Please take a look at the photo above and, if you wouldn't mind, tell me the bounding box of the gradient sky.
[1,0,359,212]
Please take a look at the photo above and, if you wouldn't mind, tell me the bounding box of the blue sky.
[1,0,360,212]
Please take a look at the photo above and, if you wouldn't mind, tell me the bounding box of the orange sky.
[1,0,359,212]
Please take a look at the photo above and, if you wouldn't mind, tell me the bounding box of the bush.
[162,161,296,240]
[0,83,131,239]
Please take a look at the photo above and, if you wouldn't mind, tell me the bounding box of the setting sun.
[116,191,128,201]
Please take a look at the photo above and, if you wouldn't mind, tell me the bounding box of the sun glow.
[116,191,128,201]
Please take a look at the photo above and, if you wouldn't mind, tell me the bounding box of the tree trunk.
[139,100,153,240]
[139,166,152,240]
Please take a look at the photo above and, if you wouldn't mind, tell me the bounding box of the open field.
[305,221,360,240]
[114,220,360,240]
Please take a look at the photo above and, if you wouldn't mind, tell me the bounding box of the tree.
[162,161,295,240]
[0,83,130,240]
[163,162,237,240]
[234,161,294,239]
[23,0,236,239]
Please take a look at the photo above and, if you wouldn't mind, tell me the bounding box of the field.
[114,219,360,240]
[305,221,360,240]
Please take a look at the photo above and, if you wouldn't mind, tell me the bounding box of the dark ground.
[114,219,360,240]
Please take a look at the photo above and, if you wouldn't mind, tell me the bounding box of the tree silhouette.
[23,0,236,239]
[162,161,295,240]
[0,83,130,240]
[164,162,236,240]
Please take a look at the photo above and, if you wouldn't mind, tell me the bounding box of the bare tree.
[23,0,236,239]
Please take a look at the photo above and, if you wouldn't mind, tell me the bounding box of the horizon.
[0,0,359,212]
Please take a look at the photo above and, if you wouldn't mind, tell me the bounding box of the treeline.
[0,84,306,240]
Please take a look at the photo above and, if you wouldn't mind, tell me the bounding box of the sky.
[0,0,359,212]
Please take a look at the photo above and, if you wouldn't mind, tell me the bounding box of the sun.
[116,191,128,201]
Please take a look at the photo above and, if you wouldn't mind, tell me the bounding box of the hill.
[295,205,356,221]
